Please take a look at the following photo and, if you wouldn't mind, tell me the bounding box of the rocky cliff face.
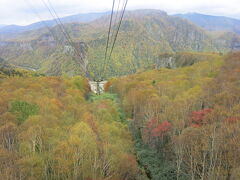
[156,55,176,69]
[37,34,57,47]
[166,18,213,51]
[0,34,57,57]
[156,52,220,69]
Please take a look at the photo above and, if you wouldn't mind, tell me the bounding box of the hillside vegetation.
[106,52,240,179]
[1,49,240,180]
[0,75,147,179]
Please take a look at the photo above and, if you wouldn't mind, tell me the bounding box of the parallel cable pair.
[25,0,129,79]
[101,0,129,79]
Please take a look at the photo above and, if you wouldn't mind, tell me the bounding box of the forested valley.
[0,5,240,180]
[1,51,240,179]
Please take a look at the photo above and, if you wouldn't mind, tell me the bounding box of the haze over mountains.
[175,13,240,35]
[0,12,109,38]
[1,10,240,37]
[0,9,240,78]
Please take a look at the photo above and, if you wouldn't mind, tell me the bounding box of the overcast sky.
[0,0,240,25]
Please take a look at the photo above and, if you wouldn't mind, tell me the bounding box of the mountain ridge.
[0,9,240,78]
[175,13,240,34]
[0,11,109,39]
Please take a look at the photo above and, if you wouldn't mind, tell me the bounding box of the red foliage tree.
[191,108,213,126]
[152,121,171,137]
[144,119,171,138]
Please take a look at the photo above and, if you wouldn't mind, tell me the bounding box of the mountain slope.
[175,13,240,34]
[0,12,109,39]
[0,9,240,78]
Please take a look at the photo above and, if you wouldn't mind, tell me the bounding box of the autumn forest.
[0,4,240,180]
[1,51,240,179]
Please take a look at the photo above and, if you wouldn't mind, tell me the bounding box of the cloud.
[0,0,240,25]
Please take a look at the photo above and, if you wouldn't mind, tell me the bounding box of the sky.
[0,0,240,25]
